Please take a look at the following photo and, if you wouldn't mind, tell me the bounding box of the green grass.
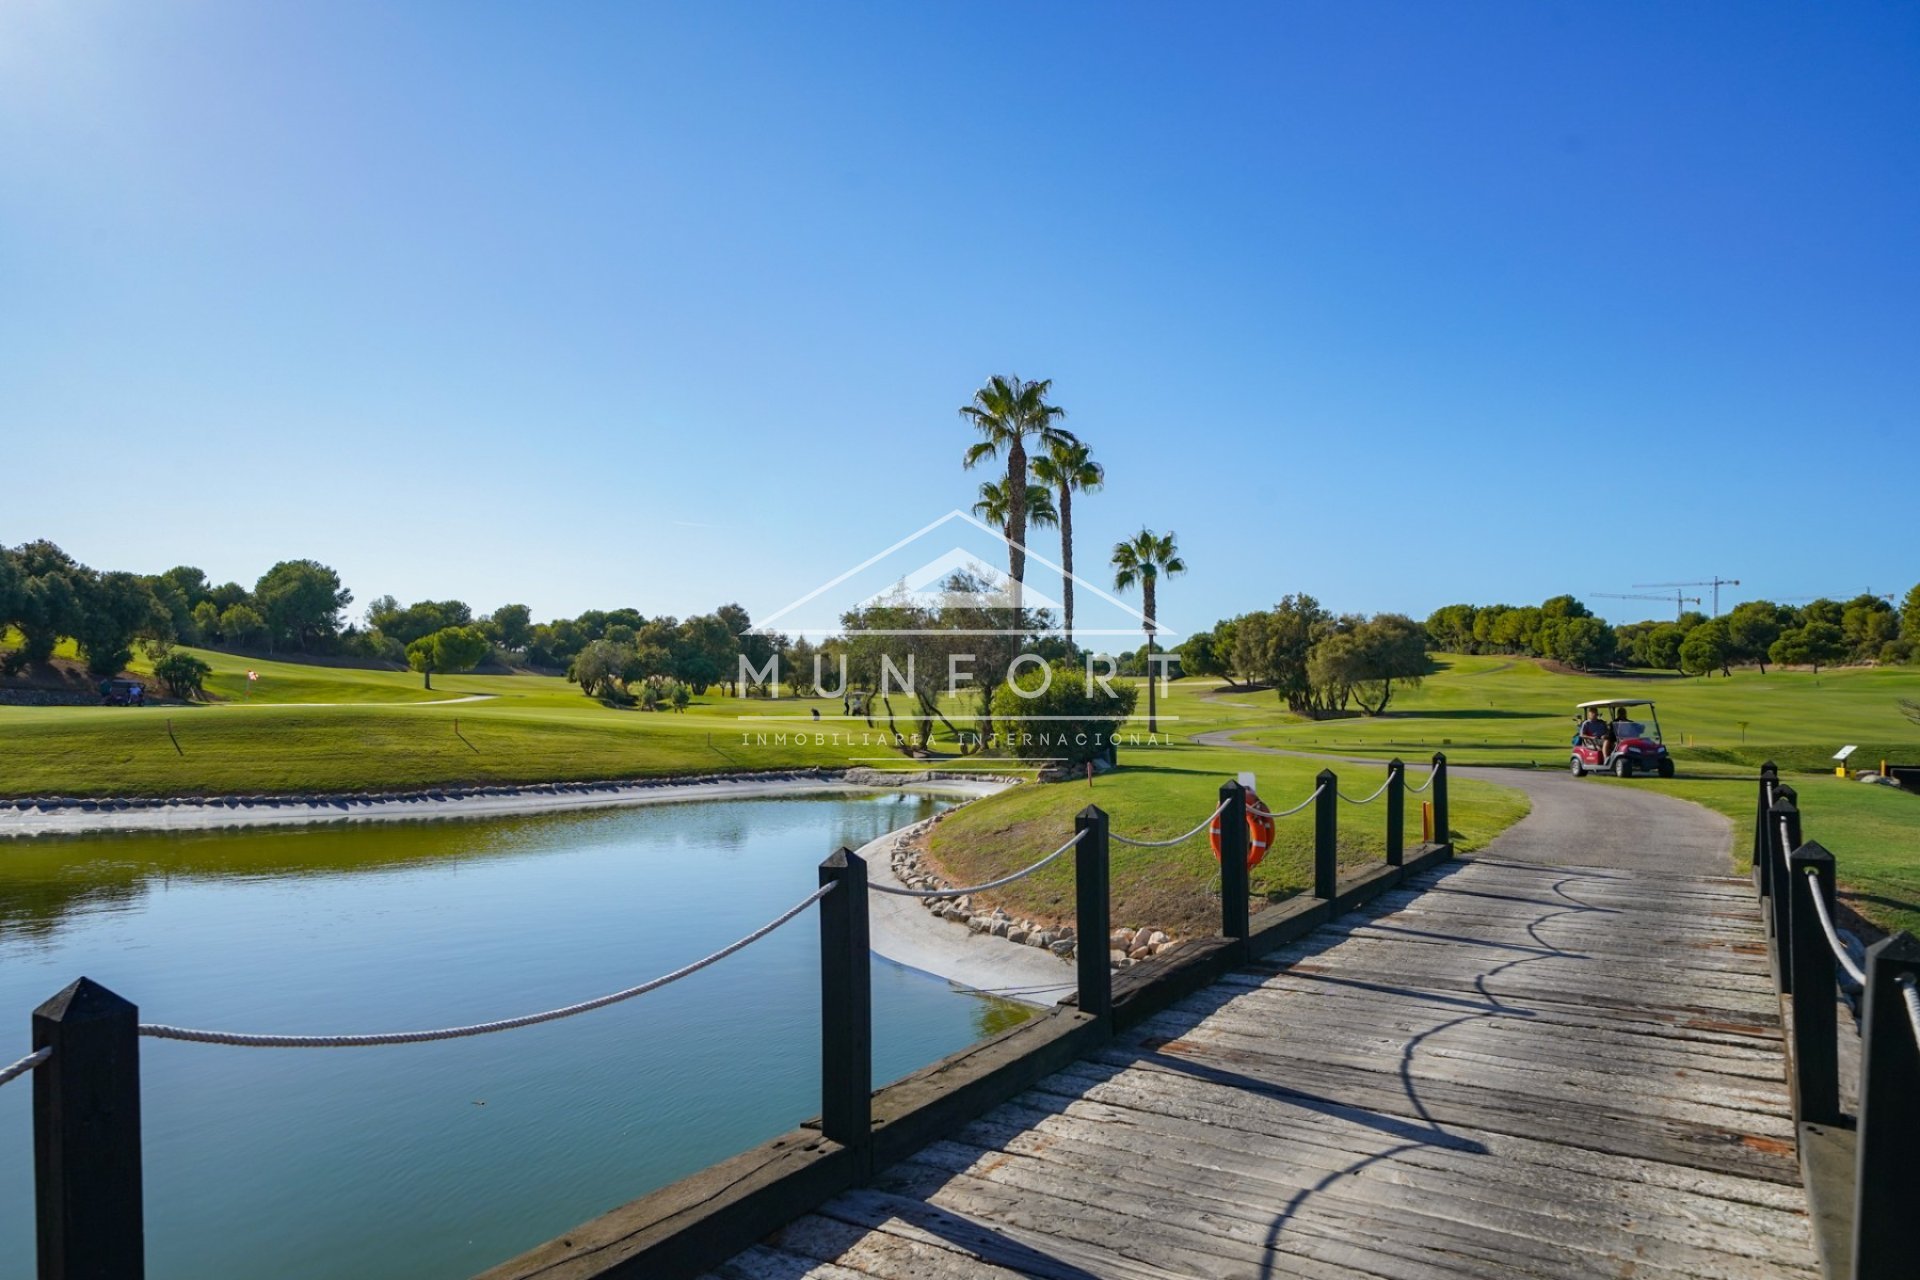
[1234,653,1920,775]
[925,720,1529,938]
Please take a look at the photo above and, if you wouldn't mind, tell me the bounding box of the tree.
[1726,601,1786,673]
[369,597,473,647]
[1424,604,1478,653]
[959,374,1072,614]
[71,571,165,677]
[1551,617,1616,670]
[1769,621,1846,673]
[1029,438,1104,651]
[1111,528,1186,733]
[218,602,268,648]
[1842,595,1898,660]
[1641,623,1685,672]
[1306,614,1432,715]
[1176,629,1227,683]
[1679,619,1731,677]
[1901,583,1920,642]
[191,599,223,644]
[675,614,738,693]
[153,651,212,700]
[1,540,86,671]
[569,639,628,699]
[254,560,351,652]
[972,478,1058,539]
[486,603,533,653]
[404,625,490,689]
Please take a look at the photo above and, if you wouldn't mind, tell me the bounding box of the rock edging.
[883,805,1182,972]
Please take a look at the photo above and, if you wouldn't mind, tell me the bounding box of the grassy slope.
[1237,653,1920,773]
[926,703,1528,938]
[1219,653,1920,935]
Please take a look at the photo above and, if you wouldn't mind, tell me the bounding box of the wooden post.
[33,977,145,1280]
[1853,931,1920,1278]
[1786,843,1840,1126]
[1430,753,1449,849]
[817,848,870,1149]
[1075,806,1111,1022]
[1385,759,1405,867]
[1217,781,1249,951]
[1770,791,1802,995]
[1313,769,1338,901]
[1754,762,1779,900]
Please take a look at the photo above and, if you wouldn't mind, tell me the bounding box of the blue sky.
[2,2,1915,635]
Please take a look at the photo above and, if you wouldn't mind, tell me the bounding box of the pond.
[0,791,1024,1280]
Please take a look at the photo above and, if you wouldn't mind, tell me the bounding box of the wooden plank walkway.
[705,855,1816,1280]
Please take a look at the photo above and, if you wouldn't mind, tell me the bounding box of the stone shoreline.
[0,767,1025,839]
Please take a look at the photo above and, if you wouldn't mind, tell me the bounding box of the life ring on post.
[1210,789,1276,870]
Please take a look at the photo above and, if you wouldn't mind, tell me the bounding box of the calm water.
[0,792,1024,1279]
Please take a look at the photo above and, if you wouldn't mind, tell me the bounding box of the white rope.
[1111,798,1233,848]
[870,830,1087,898]
[1250,784,1326,821]
[137,884,836,1048]
[1800,868,1867,986]
[1404,763,1440,794]
[1338,777,1392,805]
[0,1047,50,1089]
[1899,975,1920,1049]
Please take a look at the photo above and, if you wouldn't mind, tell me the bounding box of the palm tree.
[1111,528,1186,733]
[1029,439,1104,652]
[959,374,1072,614]
[972,478,1058,540]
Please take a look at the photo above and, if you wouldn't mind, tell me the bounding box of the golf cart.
[99,678,146,707]
[1570,698,1673,778]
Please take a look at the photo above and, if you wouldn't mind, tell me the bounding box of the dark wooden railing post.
[1430,753,1449,849]
[817,848,871,1149]
[1754,762,1779,900]
[1770,791,1802,994]
[1075,806,1111,1022]
[1218,781,1249,951]
[1853,931,1920,1278]
[1385,759,1405,867]
[1786,842,1840,1126]
[33,977,145,1280]
[1313,769,1338,901]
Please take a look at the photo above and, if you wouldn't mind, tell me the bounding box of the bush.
[989,662,1138,765]
[153,652,212,699]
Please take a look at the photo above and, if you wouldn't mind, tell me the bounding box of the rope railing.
[869,829,1087,898]
[1799,866,1867,986]
[136,883,836,1049]
[1338,777,1392,806]
[1250,784,1326,821]
[1110,798,1232,848]
[0,1046,50,1089]
[1403,761,1440,794]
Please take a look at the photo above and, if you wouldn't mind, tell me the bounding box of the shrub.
[153,652,212,699]
[989,662,1138,765]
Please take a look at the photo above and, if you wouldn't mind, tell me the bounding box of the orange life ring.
[1210,789,1276,870]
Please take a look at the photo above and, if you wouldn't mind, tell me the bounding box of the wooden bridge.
[698,852,1814,1280]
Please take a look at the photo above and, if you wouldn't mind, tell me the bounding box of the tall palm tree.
[1029,439,1104,652]
[1111,528,1186,732]
[972,479,1058,539]
[959,374,1072,614]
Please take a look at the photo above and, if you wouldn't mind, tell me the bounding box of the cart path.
[1191,726,1735,876]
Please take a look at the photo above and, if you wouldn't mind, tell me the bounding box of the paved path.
[705,742,1805,1279]
[1190,725,1736,876]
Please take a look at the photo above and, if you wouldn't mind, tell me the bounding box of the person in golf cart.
[1577,708,1608,751]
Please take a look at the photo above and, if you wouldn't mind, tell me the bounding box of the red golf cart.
[1570,698,1674,778]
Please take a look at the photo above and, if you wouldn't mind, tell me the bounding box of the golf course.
[6,638,1916,936]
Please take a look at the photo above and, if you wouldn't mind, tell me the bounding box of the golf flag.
[246,671,258,681]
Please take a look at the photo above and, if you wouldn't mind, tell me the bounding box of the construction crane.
[1594,591,1702,622]
[1634,577,1741,616]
